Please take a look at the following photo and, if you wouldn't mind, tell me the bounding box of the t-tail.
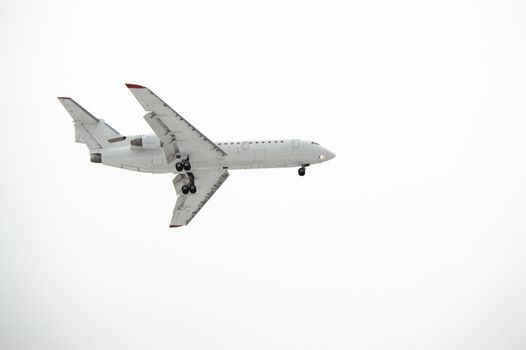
[58,97,122,163]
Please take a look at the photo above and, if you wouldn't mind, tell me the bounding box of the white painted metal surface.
[58,84,335,227]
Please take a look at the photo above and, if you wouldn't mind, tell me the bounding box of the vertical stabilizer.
[58,97,120,150]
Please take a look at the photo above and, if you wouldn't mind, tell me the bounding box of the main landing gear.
[181,172,197,194]
[298,164,309,176]
[181,184,196,194]
[175,159,191,172]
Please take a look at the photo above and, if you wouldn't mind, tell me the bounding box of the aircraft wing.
[170,170,229,227]
[126,84,226,163]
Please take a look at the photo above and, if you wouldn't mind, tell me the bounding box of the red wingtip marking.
[126,83,145,89]
[170,225,183,228]
[57,97,71,99]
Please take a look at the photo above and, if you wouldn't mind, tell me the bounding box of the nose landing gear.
[298,164,309,176]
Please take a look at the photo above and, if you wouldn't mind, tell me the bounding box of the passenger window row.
[218,141,285,145]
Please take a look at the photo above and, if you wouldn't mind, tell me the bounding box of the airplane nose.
[320,148,335,161]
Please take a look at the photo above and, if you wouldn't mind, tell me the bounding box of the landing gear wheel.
[181,185,189,194]
[183,161,191,171]
[175,162,183,172]
[298,167,306,176]
[189,184,197,194]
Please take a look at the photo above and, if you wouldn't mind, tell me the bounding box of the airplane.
[58,84,335,227]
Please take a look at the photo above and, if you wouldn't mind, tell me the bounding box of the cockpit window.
[311,142,319,145]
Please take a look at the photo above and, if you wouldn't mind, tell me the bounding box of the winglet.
[57,97,72,100]
[125,83,145,89]
[169,225,183,228]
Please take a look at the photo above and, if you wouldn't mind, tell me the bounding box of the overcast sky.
[1,0,526,349]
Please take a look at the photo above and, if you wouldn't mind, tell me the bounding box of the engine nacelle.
[130,135,161,149]
[90,153,102,163]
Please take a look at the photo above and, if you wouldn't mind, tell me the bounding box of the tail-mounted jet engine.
[90,153,102,163]
[130,135,161,149]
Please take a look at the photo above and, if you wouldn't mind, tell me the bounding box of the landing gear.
[298,164,309,176]
[181,173,197,194]
[175,158,192,172]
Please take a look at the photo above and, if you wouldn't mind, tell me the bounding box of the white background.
[1,0,526,349]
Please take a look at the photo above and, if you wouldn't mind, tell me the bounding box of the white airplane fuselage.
[98,136,335,173]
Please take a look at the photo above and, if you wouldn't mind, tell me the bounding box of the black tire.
[183,161,191,171]
[189,184,197,194]
[175,162,183,172]
[181,185,189,194]
[298,167,306,176]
